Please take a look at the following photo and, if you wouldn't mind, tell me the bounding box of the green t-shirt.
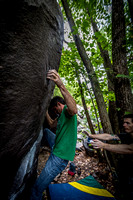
[53,105,77,161]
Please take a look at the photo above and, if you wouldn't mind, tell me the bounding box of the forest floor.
[37,146,116,199]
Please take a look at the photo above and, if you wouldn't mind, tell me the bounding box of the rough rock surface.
[0,0,64,199]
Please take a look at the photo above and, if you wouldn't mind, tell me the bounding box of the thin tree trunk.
[112,0,133,131]
[76,70,96,135]
[89,15,119,134]
[81,72,101,133]
[61,0,113,134]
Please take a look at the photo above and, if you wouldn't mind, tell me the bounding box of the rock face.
[0,0,64,199]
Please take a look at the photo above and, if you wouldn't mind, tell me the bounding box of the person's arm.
[84,131,119,141]
[45,111,57,129]
[47,70,77,116]
[91,139,133,154]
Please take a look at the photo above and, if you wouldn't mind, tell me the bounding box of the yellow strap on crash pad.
[68,182,114,198]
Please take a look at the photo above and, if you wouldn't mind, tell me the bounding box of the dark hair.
[124,114,133,123]
[49,96,65,109]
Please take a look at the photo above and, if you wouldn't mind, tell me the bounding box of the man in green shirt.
[30,70,77,200]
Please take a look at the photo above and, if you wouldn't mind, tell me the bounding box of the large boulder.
[0,0,64,199]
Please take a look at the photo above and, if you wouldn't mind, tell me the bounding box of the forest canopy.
[55,0,133,134]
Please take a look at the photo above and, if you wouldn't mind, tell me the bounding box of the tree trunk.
[90,15,119,135]
[61,0,113,134]
[81,72,101,133]
[76,70,96,135]
[112,0,133,131]
[112,1,133,199]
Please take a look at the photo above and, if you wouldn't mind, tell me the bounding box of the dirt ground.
[37,146,116,199]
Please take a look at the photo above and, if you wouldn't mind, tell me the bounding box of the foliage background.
[54,0,133,133]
